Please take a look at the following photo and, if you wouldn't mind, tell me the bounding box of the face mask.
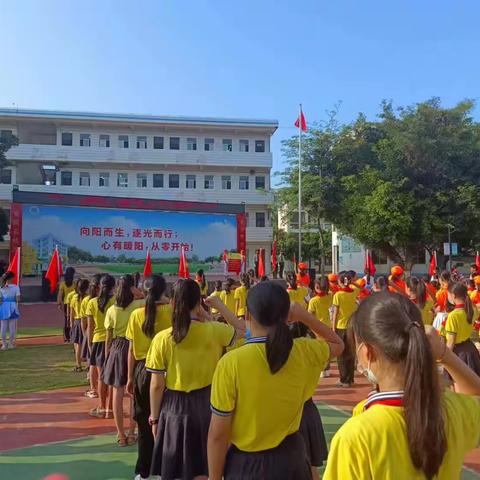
[245,328,251,340]
[356,342,378,385]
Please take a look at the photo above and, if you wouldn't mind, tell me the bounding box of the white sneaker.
[8,344,14,349]
[0,345,7,350]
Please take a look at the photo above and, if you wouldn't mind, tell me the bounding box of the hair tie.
[406,321,421,333]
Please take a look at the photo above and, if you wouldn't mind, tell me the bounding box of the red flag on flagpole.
[179,246,190,279]
[45,247,62,294]
[428,251,437,277]
[143,248,153,277]
[7,247,21,285]
[258,248,265,277]
[294,108,307,132]
[364,249,376,276]
[476,251,480,271]
[271,241,277,272]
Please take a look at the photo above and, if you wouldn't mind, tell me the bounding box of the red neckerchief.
[454,304,465,310]
[315,292,328,297]
[339,287,354,293]
[363,391,404,411]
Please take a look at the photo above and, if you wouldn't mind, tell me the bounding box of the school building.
[0,108,278,272]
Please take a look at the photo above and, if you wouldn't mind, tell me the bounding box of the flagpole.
[298,103,302,263]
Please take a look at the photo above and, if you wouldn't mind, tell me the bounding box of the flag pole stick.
[298,103,302,263]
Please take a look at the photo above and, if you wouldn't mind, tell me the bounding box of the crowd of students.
[53,263,480,480]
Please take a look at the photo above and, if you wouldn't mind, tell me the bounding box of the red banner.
[9,203,22,260]
[236,213,246,254]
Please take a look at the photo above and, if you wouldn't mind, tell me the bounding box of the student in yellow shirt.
[324,292,480,480]
[125,274,172,480]
[70,278,89,372]
[103,274,145,447]
[286,272,309,308]
[445,282,480,382]
[332,272,358,387]
[210,280,223,319]
[195,269,209,298]
[86,274,116,419]
[407,276,434,326]
[147,278,245,480]
[57,266,75,342]
[234,273,250,319]
[65,280,79,341]
[220,277,236,313]
[208,282,343,480]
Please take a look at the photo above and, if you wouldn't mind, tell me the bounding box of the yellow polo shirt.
[80,295,91,318]
[445,308,474,344]
[287,287,308,307]
[210,336,330,452]
[125,304,172,361]
[60,281,75,304]
[86,296,115,343]
[220,290,236,313]
[105,299,145,338]
[146,321,235,392]
[210,290,223,314]
[332,290,358,329]
[69,293,83,320]
[324,391,480,480]
[65,290,76,308]
[308,294,333,327]
[234,285,248,316]
[420,298,435,326]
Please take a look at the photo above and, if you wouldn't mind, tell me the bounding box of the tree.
[280,99,480,271]
[0,132,18,241]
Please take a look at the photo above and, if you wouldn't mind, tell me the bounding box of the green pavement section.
[0,402,478,480]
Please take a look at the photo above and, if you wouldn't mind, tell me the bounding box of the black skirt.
[89,341,106,368]
[225,432,311,480]
[150,386,211,479]
[299,398,328,467]
[71,319,83,345]
[102,337,129,387]
[445,339,480,380]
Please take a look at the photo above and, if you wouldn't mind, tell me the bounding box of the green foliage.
[0,131,18,169]
[280,98,480,268]
[0,208,9,241]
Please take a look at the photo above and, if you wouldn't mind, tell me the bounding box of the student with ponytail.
[208,282,343,480]
[444,282,480,381]
[147,278,244,480]
[57,266,75,342]
[125,274,172,480]
[324,292,480,480]
[220,277,236,313]
[86,274,116,418]
[103,274,144,447]
[70,278,89,372]
[234,273,250,319]
[407,276,434,325]
[195,269,209,298]
[286,271,309,308]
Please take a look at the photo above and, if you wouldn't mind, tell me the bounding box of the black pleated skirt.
[299,398,328,467]
[150,386,211,479]
[71,319,83,345]
[445,339,480,380]
[102,337,129,387]
[224,432,311,480]
[89,341,105,368]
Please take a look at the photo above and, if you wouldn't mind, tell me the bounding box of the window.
[239,175,249,190]
[169,137,180,150]
[80,134,91,147]
[153,173,164,188]
[0,130,13,142]
[99,172,110,187]
[372,250,388,265]
[186,174,196,189]
[256,212,266,228]
[187,138,197,151]
[99,134,110,148]
[117,173,128,187]
[223,139,233,152]
[61,132,73,146]
[60,171,72,186]
[255,140,265,152]
[255,176,266,190]
[221,175,231,190]
[0,169,12,184]
[239,139,249,152]
[79,172,90,186]
[290,211,306,229]
[118,135,129,148]
[204,175,214,189]
[40,165,57,185]
[153,136,164,149]
[204,138,214,151]
[136,136,147,149]
[169,174,180,188]
[137,173,147,187]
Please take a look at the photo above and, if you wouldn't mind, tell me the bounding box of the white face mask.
[356,342,378,385]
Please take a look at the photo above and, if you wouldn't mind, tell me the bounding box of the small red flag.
[258,248,266,277]
[143,248,153,277]
[428,251,437,277]
[364,250,376,276]
[45,247,62,294]
[179,246,190,279]
[295,108,307,133]
[476,251,480,271]
[7,247,21,285]
[271,241,277,271]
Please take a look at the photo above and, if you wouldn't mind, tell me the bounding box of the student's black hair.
[214,280,222,291]
[247,282,293,374]
[98,274,115,313]
[286,271,297,290]
[76,278,90,300]
[470,263,478,271]
[196,269,206,290]
[339,271,352,287]
[375,275,389,292]
[353,293,446,479]
[247,268,255,277]
[142,274,167,338]
[439,270,451,283]
[116,274,135,309]
[240,273,250,289]
[64,267,75,288]
[448,282,474,324]
[260,275,269,282]
[171,278,200,343]
[88,273,102,299]
[133,272,141,288]
[224,277,235,294]
[347,270,356,279]
[407,276,427,310]
[315,276,329,294]
[0,271,15,287]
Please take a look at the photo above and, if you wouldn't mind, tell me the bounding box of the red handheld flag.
[143,248,153,277]
[428,251,437,277]
[7,247,21,285]
[45,247,62,294]
[476,251,480,271]
[258,248,266,277]
[364,250,376,276]
[179,246,190,279]
[294,109,307,133]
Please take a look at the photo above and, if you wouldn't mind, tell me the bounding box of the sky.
[1,0,479,182]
